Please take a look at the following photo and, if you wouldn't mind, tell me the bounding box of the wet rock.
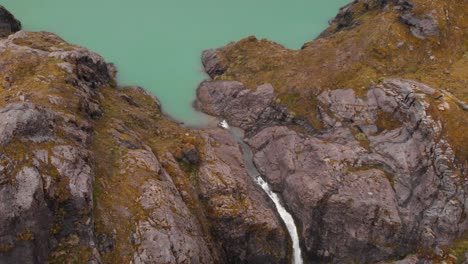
[197,129,290,263]
[0,6,21,38]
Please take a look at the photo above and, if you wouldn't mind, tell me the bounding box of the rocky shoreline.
[1,1,467,263]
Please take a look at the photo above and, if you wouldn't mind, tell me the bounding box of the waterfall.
[222,122,303,264]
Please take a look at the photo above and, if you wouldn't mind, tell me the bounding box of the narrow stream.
[222,122,303,264]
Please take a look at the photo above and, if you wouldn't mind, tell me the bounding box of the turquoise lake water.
[3,0,349,126]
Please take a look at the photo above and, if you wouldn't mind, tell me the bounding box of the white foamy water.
[224,124,303,264]
[255,176,303,264]
[219,119,230,129]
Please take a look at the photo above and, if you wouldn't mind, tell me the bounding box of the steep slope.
[0,7,289,264]
[198,0,467,263]
[205,0,467,163]
[0,1,467,263]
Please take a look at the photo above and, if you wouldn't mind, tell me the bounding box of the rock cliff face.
[195,77,467,263]
[0,8,289,264]
[197,0,467,263]
[0,1,467,264]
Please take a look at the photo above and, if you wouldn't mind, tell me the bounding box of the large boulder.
[201,49,227,78]
[195,80,296,133]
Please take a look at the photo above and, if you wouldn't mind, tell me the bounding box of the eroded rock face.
[118,150,215,264]
[0,30,115,263]
[0,103,56,145]
[196,80,305,134]
[0,167,51,264]
[202,49,227,78]
[243,79,466,262]
[197,129,290,263]
[399,12,438,39]
[0,6,21,38]
[0,103,98,263]
[195,69,467,263]
[318,0,438,40]
[1,4,465,263]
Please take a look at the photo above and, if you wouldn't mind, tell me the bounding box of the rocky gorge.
[0,1,467,264]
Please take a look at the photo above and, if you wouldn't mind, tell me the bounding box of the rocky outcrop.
[202,49,227,79]
[0,28,117,263]
[0,104,98,264]
[197,34,468,261]
[399,12,438,39]
[318,0,412,38]
[196,80,315,135]
[119,150,216,264]
[195,0,468,260]
[0,103,56,145]
[196,81,279,129]
[319,0,438,40]
[0,6,21,38]
[196,129,290,263]
[201,78,466,262]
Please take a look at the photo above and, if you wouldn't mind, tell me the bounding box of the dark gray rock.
[0,103,56,145]
[182,147,200,165]
[201,49,227,78]
[0,6,21,38]
[399,12,438,39]
[97,233,115,254]
[0,167,52,264]
[317,0,414,39]
[0,106,98,263]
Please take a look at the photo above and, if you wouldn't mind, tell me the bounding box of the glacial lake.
[3,0,349,126]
